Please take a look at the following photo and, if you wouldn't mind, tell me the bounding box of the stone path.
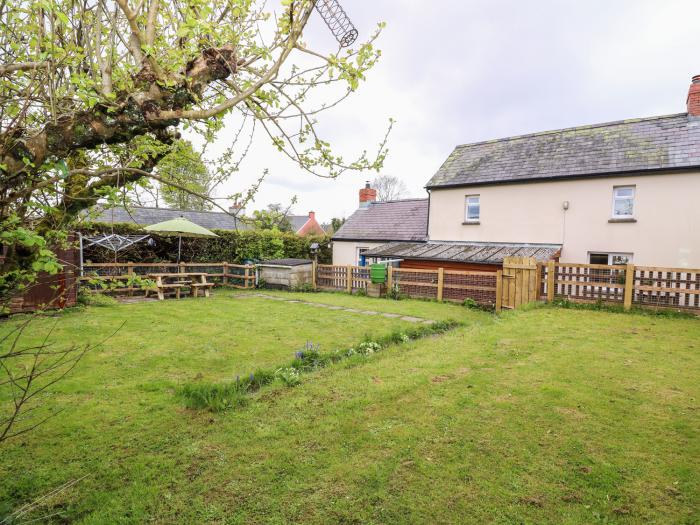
[235,293,435,324]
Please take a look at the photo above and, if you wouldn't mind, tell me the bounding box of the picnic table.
[148,272,215,300]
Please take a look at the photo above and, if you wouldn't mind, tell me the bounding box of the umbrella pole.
[178,235,182,264]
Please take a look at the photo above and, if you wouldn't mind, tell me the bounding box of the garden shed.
[258,259,313,289]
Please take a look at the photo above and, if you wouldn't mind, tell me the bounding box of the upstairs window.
[465,195,480,222]
[612,186,635,218]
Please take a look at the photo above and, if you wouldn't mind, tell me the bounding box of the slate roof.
[89,206,250,231]
[364,241,561,264]
[287,215,310,232]
[426,113,700,188]
[332,199,429,242]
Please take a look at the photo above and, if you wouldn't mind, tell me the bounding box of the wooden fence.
[315,262,700,314]
[315,264,499,308]
[81,262,256,294]
[542,262,700,312]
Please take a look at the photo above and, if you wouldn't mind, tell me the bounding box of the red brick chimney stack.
[688,74,700,117]
[359,181,377,208]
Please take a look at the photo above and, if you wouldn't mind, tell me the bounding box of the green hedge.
[80,223,332,264]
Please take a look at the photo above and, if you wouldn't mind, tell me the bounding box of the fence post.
[535,263,542,300]
[244,266,250,289]
[312,261,317,290]
[437,267,444,302]
[127,262,134,277]
[495,270,502,313]
[223,262,228,286]
[387,265,393,294]
[623,263,635,310]
[546,260,555,302]
[346,265,352,293]
[179,262,185,274]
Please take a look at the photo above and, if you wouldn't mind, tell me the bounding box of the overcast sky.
[210,0,700,222]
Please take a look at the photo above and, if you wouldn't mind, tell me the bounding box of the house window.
[589,252,633,265]
[465,195,480,222]
[612,186,635,218]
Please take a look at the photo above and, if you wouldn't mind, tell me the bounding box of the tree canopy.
[0,0,389,303]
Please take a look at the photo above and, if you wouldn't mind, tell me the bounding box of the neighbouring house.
[334,75,700,270]
[287,211,326,236]
[88,206,326,236]
[332,182,429,266]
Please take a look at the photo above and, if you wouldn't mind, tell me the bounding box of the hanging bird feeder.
[314,0,358,47]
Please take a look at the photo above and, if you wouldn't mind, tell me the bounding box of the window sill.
[608,218,637,223]
[462,221,480,225]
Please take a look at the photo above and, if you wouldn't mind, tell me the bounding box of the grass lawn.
[1,294,698,524]
[252,288,470,321]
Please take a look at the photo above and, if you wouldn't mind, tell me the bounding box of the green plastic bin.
[370,263,387,284]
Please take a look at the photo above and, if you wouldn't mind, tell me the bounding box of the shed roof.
[364,241,561,264]
[332,198,429,242]
[88,205,250,231]
[259,258,312,266]
[426,113,700,188]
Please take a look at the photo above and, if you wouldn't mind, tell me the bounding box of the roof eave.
[425,165,700,190]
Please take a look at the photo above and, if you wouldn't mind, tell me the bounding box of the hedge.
[80,223,332,264]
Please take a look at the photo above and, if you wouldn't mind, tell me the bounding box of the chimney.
[688,74,700,117]
[359,181,377,209]
[229,201,245,216]
[308,211,315,221]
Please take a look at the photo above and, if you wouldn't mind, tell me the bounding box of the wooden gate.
[501,256,539,309]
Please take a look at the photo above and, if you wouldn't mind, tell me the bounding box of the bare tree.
[0,312,123,445]
[373,175,408,201]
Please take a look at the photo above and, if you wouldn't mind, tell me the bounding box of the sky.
[207,0,700,223]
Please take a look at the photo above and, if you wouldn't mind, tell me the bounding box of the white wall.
[428,171,700,267]
[332,241,386,266]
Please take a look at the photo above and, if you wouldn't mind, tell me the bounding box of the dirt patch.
[518,495,544,507]
[431,375,452,383]
[555,406,586,419]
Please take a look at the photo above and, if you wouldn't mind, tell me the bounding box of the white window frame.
[611,185,635,219]
[464,194,480,222]
[588,252,634,265]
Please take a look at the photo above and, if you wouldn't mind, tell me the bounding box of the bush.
[80,223,332,264]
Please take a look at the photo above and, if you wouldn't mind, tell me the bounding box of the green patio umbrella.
[144,217,219,263]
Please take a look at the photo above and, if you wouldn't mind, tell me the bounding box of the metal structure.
[83,233,150,253]
[314,0,358,47]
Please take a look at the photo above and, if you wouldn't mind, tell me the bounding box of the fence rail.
[543,261,700,311]
[81,262,256,294]
[316,262,700,314]
[316,264,498,307]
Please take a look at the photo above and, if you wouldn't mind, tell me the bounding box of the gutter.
[424,165,700,191]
